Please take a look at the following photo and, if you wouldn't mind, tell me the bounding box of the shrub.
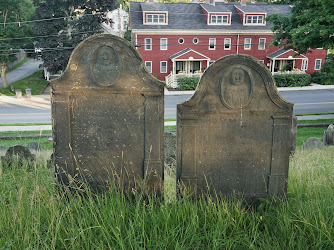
[313,54,334,85]
[273,74,311,87]
[177,77,200,90]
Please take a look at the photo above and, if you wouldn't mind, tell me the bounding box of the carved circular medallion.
[88,45,122,86]
[219,66,252,109]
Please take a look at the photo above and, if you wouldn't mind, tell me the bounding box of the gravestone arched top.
[179,54,293,113]
[50,34,163,93]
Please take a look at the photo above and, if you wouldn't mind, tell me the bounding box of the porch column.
[172,59,175,84]
[272,59,275,74]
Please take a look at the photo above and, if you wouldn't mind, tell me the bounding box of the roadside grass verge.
[298,119,334,124]
[5,58,30,73]
[0,147,333,248]
[0,70,48,96]
[0,123,52,126]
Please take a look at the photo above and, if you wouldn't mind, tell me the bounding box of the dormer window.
[147,14,165,24]
[211,15,229,24]
[246,15,264,24]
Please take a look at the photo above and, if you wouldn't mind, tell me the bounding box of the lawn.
[0,70,48,96]
[0,147,333,248]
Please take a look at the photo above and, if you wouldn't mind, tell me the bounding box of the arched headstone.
[177,55,293,202]
[51,34,164,192]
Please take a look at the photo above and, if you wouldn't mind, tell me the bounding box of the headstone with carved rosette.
[177,54,293,202]
[51,34,164,192]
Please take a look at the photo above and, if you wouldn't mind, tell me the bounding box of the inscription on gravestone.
[51,34,164,192]
[177,55,293,202]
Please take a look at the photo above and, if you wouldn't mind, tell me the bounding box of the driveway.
[0,59,42,87]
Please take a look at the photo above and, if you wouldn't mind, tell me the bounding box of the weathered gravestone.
[290,116,298,155]
[164,131,176,165]
[302,137,323,149]
[324,124,334,146]
[177,54,293,202]
[1,145,36,166]
[51,34,164,192]
[27,141,42,151]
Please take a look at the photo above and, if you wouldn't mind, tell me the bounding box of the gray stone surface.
[164,131,176,165]
[51,34,164,192]
[1,145,35,166]
[177,54,293,202]
[27,141,42,151]
[0,145,7,151]
[290,116,297,155]
[302,137,323,149]
[324,124,334,146]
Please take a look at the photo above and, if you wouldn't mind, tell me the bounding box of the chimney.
[241,0,247,5]
[251,0,256,3]
[209,0,215,6]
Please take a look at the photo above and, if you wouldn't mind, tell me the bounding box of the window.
[258,38,266,50]
[178,38,184,44]
[193,38,199,44]
[160,61,167,73]
[244,38,251,50]
[314,59,322,70]
[246,15,264,24]
[145,38,152,50]
[146,14,165,24]
[224,38,231,50]
[209,38,216,50]
[211,15,229,24]
[301,59,308,70]
[160,38,167,50]
[145,61,152,73]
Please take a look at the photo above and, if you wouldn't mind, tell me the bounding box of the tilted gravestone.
[290,116,298,155]
[324,124,334,146]
[177,54,293,202]
[302,137,323,149]
[1,145,36,166]
[51,34,164,192]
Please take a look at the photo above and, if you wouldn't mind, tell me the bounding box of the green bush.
[177,77,200,90]
[313,54,334,85]
[273,74,311,87]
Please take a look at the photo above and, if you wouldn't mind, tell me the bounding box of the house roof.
[235,4,266,13]
[130,1,291,31]
[201,3,231,13]
[170,48,210,60]
[267,48,307,59]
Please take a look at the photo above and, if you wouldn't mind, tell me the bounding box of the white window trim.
[244,38,251,50]
[224,38,231,50]
[144,13,168,25]
[145,38,152,51]
[178,38,184,44]
[209,38,216,50]
[210,14,230,25]
[160,38,167,50]
[258,38,266,50]
[314,59,322,70]
[244,14,266,26]
[193,38,199,44]
[160,61,167,73]
[301,59,308,71]
[145,61,152,73]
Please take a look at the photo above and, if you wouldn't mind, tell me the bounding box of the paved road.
[0,89,333,123]
[0,59,42,87]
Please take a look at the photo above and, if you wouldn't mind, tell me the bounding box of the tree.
[33,0,116,74]
[0,0,35,88]
[267,0,334,54]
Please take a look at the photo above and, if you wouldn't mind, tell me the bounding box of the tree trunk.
[1,63,9,88]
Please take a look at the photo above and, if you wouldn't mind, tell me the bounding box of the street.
[0,89,333,123]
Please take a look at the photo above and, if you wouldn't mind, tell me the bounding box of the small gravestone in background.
[302,137,323,149]
[27,141,42,151]
[177,54,293,203]
[324,124,334,146]
[290,116,298,155]
[1,145,36,166]
[0,145,7,152]
[164,132,176,165]
[50,34,164,192]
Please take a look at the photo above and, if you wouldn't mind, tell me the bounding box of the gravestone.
[1,145,36,166]
[302,137,323,149]
[324,124,334,146]
[51,34,164,192]
[27,141,42,151]
[290,116,298,155]
[177,54,293,202]
[0,145,7,151]
[164,132,176,165]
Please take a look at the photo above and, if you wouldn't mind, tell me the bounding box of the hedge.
[273,74,311,87]
[176,77,200,90]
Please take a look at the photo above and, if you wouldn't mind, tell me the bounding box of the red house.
[129,0,327,85]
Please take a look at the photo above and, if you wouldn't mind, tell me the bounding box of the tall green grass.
[0,147,333,248]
